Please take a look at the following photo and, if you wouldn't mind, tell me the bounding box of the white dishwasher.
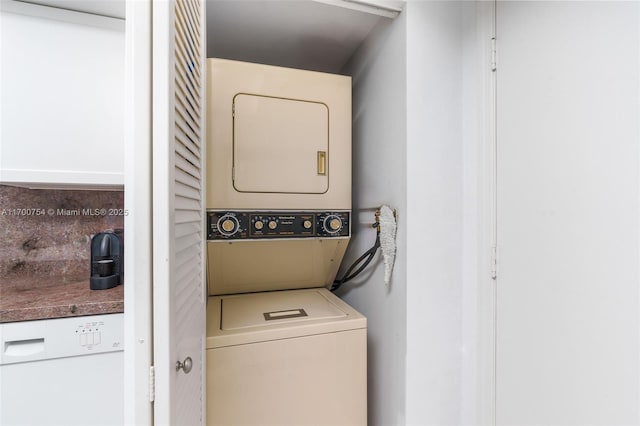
[0,313,123,426]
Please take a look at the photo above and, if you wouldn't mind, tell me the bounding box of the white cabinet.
[0,2,125,188]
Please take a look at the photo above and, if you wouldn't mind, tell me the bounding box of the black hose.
[331,225,381,292]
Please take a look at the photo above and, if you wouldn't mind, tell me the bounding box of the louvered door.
[152,0,206,424]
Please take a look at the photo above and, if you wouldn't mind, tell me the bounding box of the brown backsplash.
[0,184,124,281]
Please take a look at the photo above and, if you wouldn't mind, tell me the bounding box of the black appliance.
[90,231,123,290]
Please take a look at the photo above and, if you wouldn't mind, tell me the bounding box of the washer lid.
[207,288,366,348]
[222,288,346,330]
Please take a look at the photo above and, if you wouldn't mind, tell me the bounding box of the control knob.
[217,215,239,236]
[323,215,343,234]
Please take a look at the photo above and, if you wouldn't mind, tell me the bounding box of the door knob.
[176,356,193,374]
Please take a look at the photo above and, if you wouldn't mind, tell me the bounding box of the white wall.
[405,2,467,424]
[342,2,483,425]
[341,12,408,426]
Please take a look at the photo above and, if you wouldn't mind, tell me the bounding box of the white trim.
[476,1,497,425]
[123,0,153,425]
[151,0,175,423]
[637,4,640,419]
[0,0,124,30]
[0,169,123,189]
[311,0,402,18]
[199,1,208,423]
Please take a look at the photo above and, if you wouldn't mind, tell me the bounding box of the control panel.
[0,313,123,365]
[207,211,350,240]
[76,319,104,348]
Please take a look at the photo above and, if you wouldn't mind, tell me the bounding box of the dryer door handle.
[317,151,327,175]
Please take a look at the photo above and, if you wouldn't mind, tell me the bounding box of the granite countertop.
[0,184,126,323]
[0,276,124,323]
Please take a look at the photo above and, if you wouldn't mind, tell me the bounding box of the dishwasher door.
[0,313,124,426]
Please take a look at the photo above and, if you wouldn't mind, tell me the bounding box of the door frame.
[475,1,497,425]
[123,0,154,424]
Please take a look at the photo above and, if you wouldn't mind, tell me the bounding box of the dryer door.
[233,94,329,194]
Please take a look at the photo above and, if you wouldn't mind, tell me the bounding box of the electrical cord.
[331,222,381,292]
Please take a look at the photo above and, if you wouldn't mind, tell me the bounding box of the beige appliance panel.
[207,238,348,296]
[206,288,367,426]
[233,94,329,194]
[207,58,351,210]
[207,330,366,426]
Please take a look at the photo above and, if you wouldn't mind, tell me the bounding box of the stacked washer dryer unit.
[205,59,367,426]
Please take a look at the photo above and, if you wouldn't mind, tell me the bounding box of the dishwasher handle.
[4,338,45,357]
